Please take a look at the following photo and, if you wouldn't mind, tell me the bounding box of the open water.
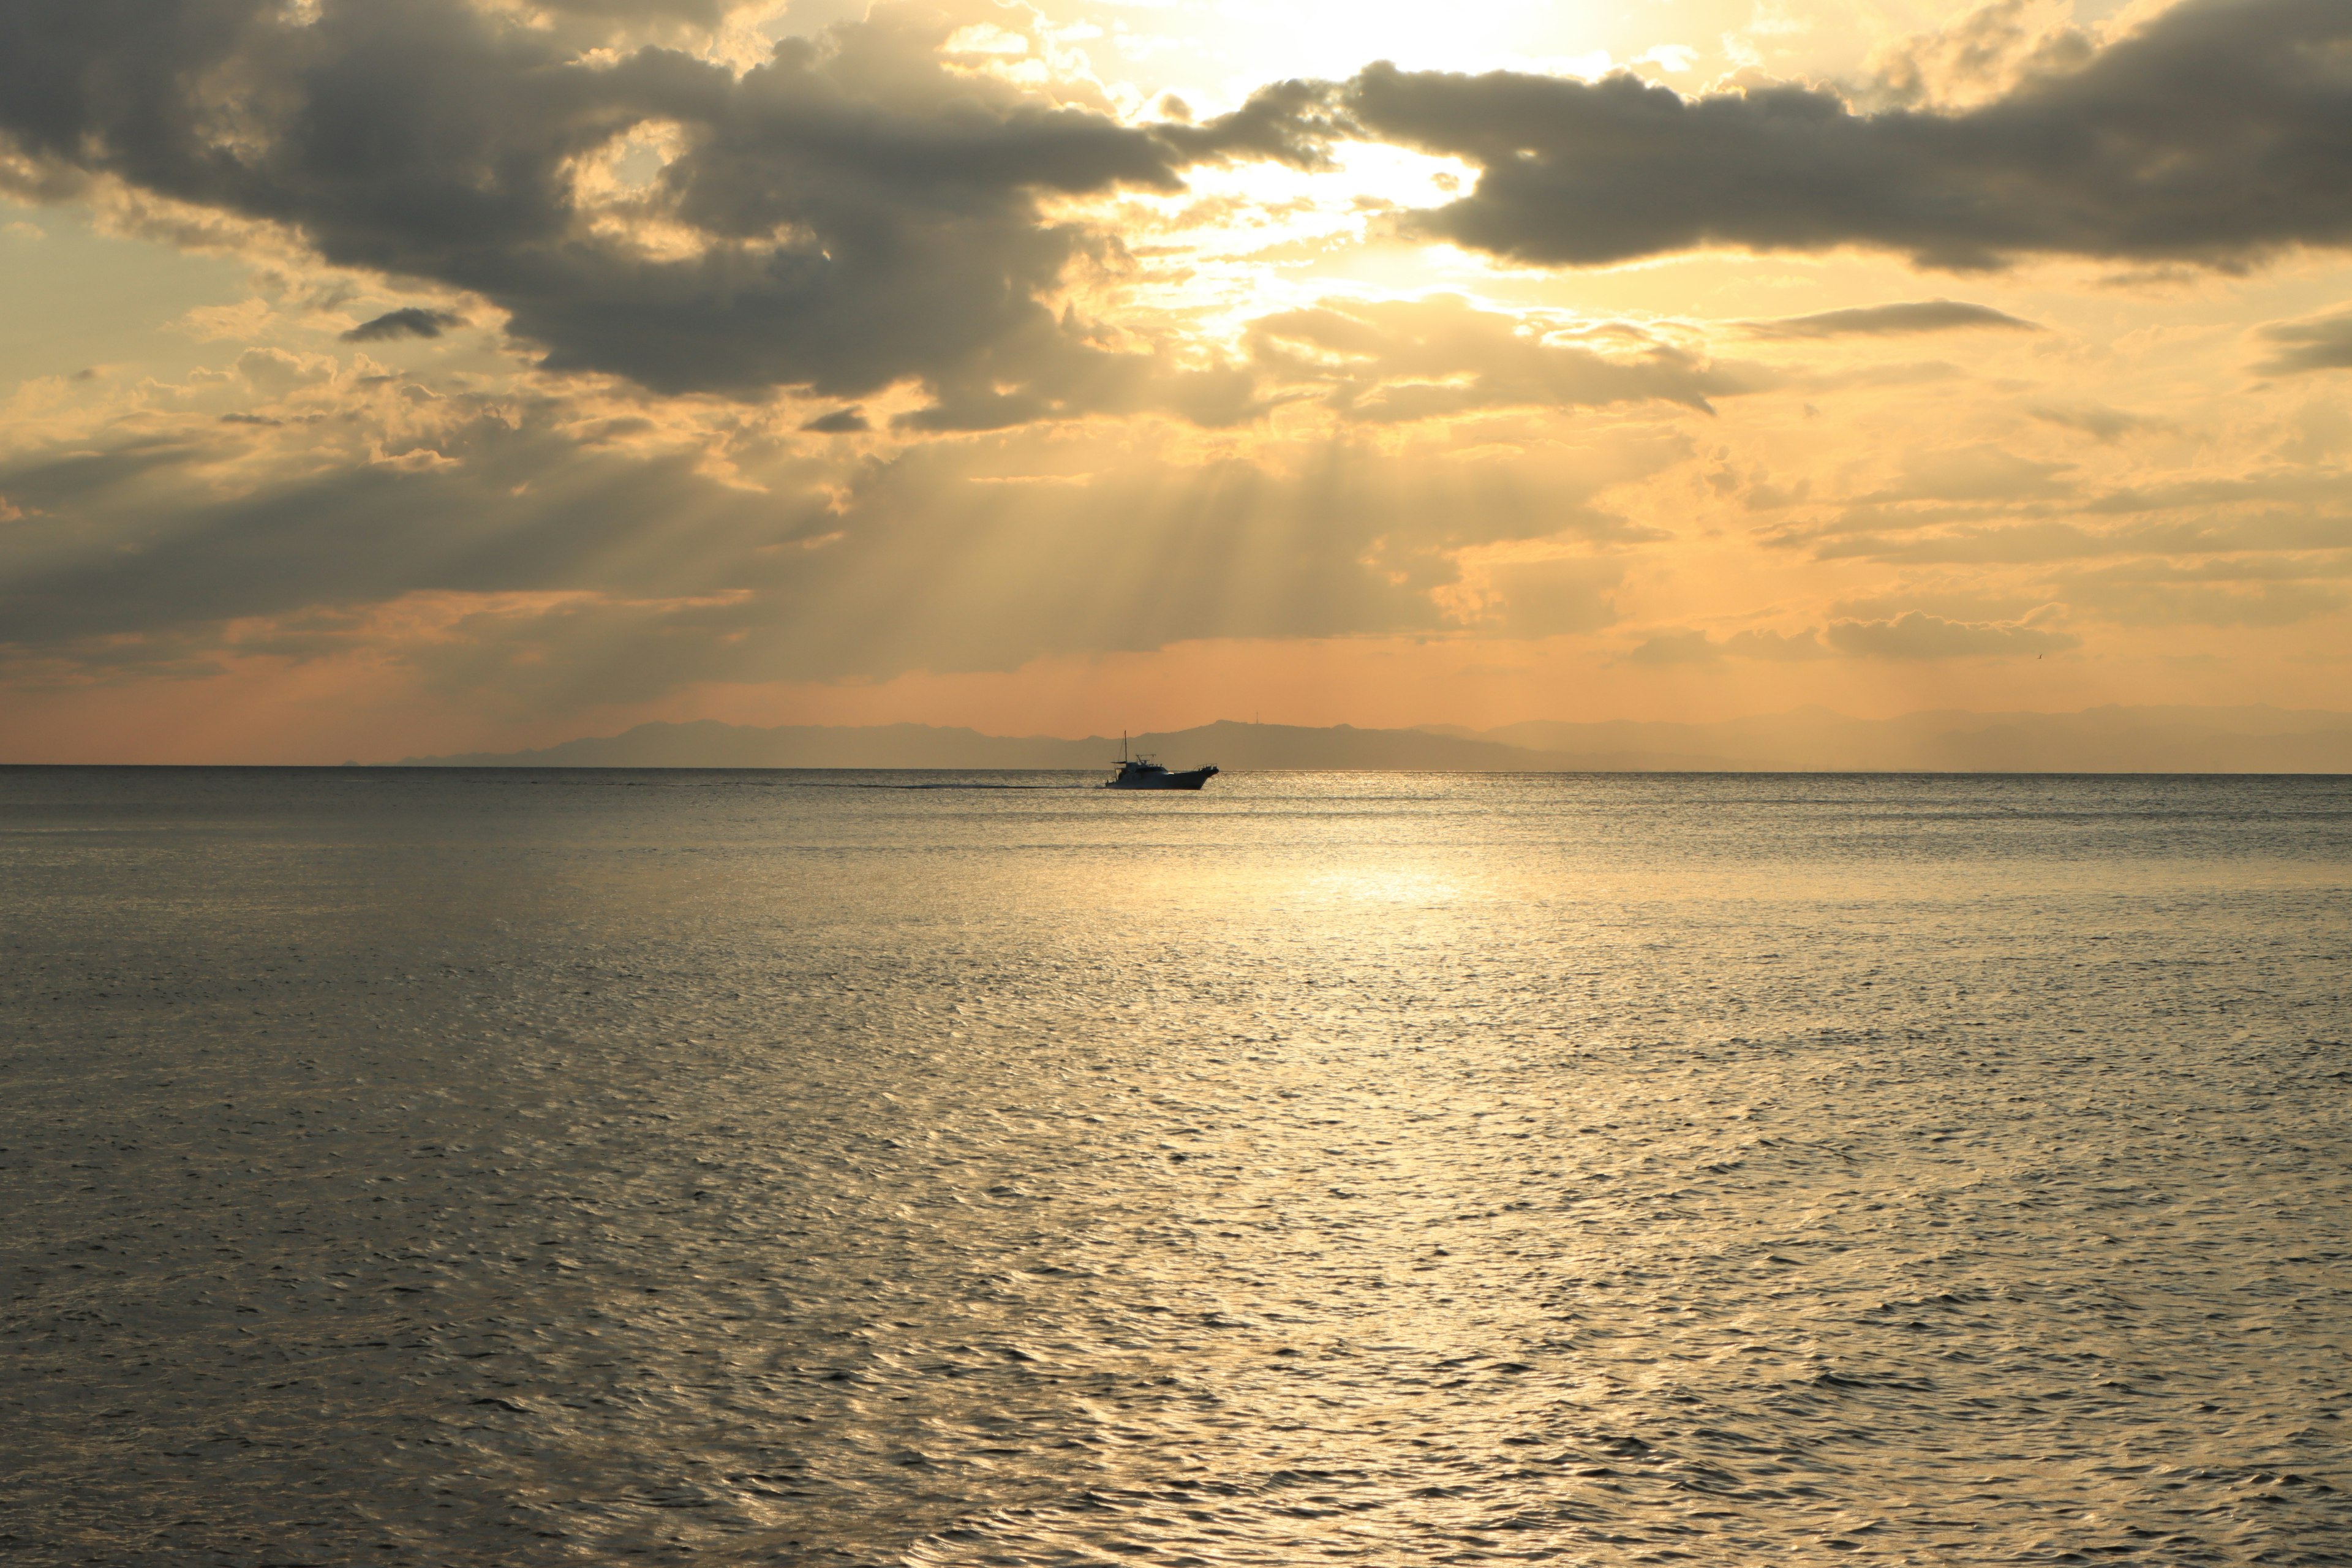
[2,767,2348,1566]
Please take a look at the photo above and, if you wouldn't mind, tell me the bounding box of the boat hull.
[1104,766,1219,791]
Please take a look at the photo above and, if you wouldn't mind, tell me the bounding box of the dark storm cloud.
[0,0,1253,413]
[1744,301,2041,339]
[1330,0,2352,272]
[342,307,467,342]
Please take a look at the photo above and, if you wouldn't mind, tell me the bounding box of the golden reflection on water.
[2,769,2347,1566]
[1302,867,1466,905]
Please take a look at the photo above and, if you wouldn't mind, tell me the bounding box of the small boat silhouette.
[1103,732,1218,791]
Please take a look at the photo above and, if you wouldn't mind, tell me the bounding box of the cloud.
[1827,590,2043,624]
[1824,609,2078,658]
[174,300,277,342]
[2066,578,2346,627]
[2064,554,2352,587]
[1633,611,2097,662]
[0,0,1250,420]
[1245,295,1756,420]
[2051,554,2352,627]
[8,0,2331,440]
[2027,402,2163,443]
[1868,445,2075,503]
[1627,626,1828,663]
[529,0,734,20]
[1328,0,2352,272]
[1474,557,1624,638]
[235,346,334,391]
[0,377,1688,693]
[5,0,2346,736]
[1624,628,1717,665]
[1743,300,2041,339]
[2078,469,2352,515]
[1811,513,2352,564]
[342,307,466,342]
[1153,77,1353,172]
[2252,307,2352,375]
[1796,459,2352,564]
[1866,0,2096,112]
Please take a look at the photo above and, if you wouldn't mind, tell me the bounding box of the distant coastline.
[385,706,2352,774]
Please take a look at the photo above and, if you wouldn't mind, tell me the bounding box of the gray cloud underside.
[2062,576,2343,627]
[1809,514,2352,564]
[1333,0,2352,271]
[1627,626,1830,663]
[1629,612,2073,663]
[0,0,1294,417]
[343,307,466,342]
[2027,402,2163,443]
[1738,445,2352,598]
[0,399,1660,689]
[1825,612,2077,658]
[2059,554,2352,627]
[2253,309,2352,375]
[1793,466,2350,529]
[1744,300,2040,339]
[1246,296,1755,419]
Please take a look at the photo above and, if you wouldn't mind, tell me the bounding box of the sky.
[2,0,2350,762]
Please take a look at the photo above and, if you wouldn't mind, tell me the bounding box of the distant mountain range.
[388,706,2352,772]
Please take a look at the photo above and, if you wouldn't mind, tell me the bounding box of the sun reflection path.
[9,773,2346,1565]
[1303,867,1466,906]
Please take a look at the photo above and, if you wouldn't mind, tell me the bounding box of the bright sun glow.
[1169,0,1621,99]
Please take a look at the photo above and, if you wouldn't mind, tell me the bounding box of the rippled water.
[4,768,2348,1566]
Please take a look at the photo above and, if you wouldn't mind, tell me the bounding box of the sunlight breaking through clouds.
[0,0,2348,759]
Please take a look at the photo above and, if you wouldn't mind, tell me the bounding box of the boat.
[1103,733,1218,790]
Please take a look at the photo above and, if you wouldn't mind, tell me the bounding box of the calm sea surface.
[4,768,2348,1566]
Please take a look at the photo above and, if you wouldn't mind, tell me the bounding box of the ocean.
[4,767,2347,1566]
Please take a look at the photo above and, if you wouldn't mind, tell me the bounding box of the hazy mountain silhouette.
[1422,705,2352,772]
[388,706,2352,772]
